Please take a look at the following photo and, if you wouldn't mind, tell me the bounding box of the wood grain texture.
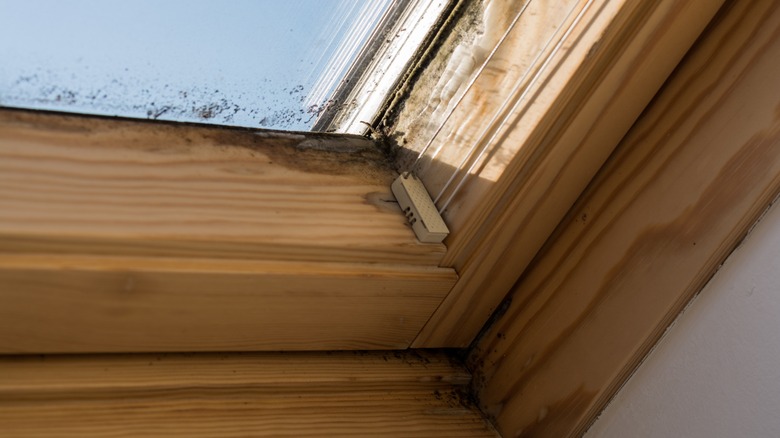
[470,1,780,436]
[0,110,460,352]
[0,254,456,352]
[0,351,498,437]
[411,0,724,347]
[0,351,472,396]
[0,110,444,266]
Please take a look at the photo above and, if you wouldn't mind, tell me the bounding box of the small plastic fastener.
[391,172,450,243]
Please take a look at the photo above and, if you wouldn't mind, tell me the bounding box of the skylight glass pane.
[0,0,393,131]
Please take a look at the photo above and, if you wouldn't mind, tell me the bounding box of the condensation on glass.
[0,0,397,131]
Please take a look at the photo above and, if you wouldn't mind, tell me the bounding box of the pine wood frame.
[5,1,780,436]
[0,351,499,437]
[0,0,723,354]
[399,0,725,347]
[470,1,780,435]
[0,110,455,352]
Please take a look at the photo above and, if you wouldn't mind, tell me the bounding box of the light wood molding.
[470,1,780,436]
[0,351,498,437]
[409,0,725,348]
[0,254,455,352]
[0,109,444,266]
[0,110,457,352]
[0,351,472,397]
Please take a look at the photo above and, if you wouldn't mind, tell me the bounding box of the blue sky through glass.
[0,0,392,131]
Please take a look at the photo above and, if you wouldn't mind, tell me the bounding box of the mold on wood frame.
[0,108,395,184]
[0,108,448,266]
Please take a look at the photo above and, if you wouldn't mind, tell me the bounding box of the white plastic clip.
[391,172,450,243]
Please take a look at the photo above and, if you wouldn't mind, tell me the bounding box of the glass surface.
[0,0,393,131]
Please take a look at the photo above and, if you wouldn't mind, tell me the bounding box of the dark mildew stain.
[2,68,332,130]
[0,107,96,134]
[0,107,397,185]
[205,128,396,184]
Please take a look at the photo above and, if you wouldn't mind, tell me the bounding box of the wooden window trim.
[470,1,780,435]
[0,111,455,351]
[396,0,726,347]
[1,0,723,354]
[0,0,780,436]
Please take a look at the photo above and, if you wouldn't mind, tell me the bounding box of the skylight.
[0,0,446,132]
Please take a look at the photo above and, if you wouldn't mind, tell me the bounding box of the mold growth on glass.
[377,0,488,167]
[4,71,328,128]
[4,71,330,128]
[0,0,393,132]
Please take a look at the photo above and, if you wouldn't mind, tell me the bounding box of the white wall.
[585,200,780,438]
